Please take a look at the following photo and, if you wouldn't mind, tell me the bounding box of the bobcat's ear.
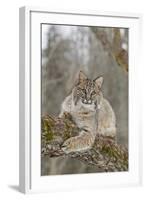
[78,71,87,83]
[94,76,103,89]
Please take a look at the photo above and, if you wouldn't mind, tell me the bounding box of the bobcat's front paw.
[61,137,79,154]
[61,134,94,154]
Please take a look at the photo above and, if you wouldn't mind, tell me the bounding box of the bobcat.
[59,71,116,153]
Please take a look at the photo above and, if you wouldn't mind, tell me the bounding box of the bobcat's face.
[73,71,103,108]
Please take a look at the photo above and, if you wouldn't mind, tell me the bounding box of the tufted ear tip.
[78,70,87,82]
[94,76,103,89]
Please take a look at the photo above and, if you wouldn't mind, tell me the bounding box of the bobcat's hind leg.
[98,126,116,139]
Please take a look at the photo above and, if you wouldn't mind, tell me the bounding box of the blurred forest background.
[41,24,128,175]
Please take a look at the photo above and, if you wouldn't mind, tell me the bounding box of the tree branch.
[41,113,128,172]
[91,27,128,72]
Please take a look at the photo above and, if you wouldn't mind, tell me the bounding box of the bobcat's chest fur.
[70,100,97,132]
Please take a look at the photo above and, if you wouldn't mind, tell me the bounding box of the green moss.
[63,121,72,140]
[42,118,54,141]
[102,144,119,159]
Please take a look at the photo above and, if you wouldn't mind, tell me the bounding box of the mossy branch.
[41,113,128,172]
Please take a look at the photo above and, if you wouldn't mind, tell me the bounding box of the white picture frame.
[19,6,142,194]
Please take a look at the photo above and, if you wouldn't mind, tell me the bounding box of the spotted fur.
[60,71,116,153]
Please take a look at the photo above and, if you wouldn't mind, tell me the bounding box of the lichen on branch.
[41,113,128,172]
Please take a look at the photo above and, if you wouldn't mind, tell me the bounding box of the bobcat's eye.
[77,87,85,92]
[81,89,87,95]
[91,91,96,96]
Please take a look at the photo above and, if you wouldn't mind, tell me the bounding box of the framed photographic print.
[19,6,142,193]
